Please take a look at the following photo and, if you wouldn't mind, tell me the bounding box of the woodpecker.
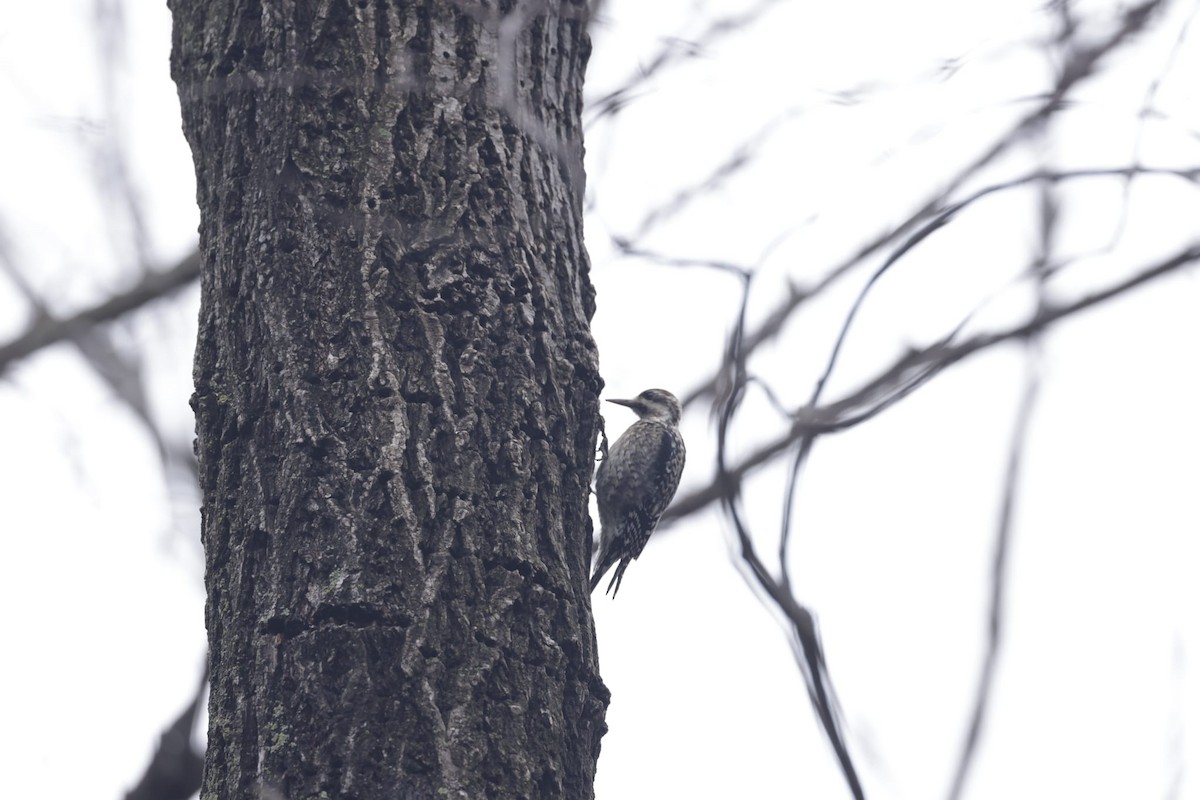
[590,388,686,597]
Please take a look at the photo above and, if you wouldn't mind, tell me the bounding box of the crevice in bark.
[172,1,604,797]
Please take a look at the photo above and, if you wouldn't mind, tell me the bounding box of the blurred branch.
[585,0,787,127]
[947,109,1058,794]
[124,664,207,800]
[946,287,1044,800]
[687,9,1183,780]
[680,0,1171,410]
[615,107,804,244]
[0,250,199,376]
[665,238,1200,524]
[715,272,865,800]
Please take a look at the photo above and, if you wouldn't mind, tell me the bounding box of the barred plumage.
[590,388,686,598]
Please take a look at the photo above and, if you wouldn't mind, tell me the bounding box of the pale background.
[1,1,1197,798]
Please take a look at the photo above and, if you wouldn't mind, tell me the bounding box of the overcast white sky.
[1,1,1199,799]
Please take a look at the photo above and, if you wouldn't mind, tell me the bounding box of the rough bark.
[169,1,605,797]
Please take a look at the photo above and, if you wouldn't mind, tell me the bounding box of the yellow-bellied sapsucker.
[590,388,686,597]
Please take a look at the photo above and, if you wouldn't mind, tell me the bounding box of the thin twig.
[946,352,1042,800]
[663,240,1200,525]
[715,272,866,800]
[681,0,1173,410]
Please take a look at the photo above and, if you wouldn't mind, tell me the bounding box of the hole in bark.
[537,768,559,794]
[263,615,303,638]
[309,436,335,459]
[347,450,371,472]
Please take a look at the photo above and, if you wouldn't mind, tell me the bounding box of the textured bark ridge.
[170,1,605,797]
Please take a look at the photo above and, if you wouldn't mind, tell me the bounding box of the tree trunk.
[169,2,605,797]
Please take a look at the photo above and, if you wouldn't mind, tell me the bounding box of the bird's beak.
[606,397,639,410]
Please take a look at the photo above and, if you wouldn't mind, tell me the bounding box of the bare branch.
[124,664,208,800]
[714,272,866,799]
[664,239,1200,524]
[681,0,1173,410]
[585,0,788,127]
[616,107,804,245]
[0,251,199,376]
[946,353,1041,800]
[948,96,1058,792]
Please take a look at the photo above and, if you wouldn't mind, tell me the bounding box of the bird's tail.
[589,554,630,597]
[604,560,630,597]
[588,558,611,592]
[589,522,613,592]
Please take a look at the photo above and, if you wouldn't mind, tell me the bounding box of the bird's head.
[607,388,682,424]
